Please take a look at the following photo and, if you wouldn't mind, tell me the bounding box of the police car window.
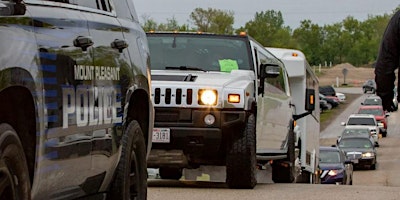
[46,0,113,12]
[75,0,112,11]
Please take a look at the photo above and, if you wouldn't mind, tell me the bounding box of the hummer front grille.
[153,87,193,106]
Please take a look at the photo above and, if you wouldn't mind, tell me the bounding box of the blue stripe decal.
[43,77,57,85]
[47,115,58,123]
[45,90,57,97]
[46,102,58,110]
[43,78,57,85]
[40,65,57,72]
[39,52,57,60]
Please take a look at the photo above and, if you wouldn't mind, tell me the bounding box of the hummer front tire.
[226,114,257,189]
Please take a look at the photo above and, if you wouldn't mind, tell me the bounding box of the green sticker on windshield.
[219,59,238,72]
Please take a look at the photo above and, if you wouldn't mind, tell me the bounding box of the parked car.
[357,105,390,137]
[341,114,380,147]
[338,136,378,170]
[320,99,331,112]
[337,126,376,145]
[362,80,376,93]
[361,95,382,106]
[319,146,353,185]
[336,92,346,102]
[320,93,339,108]
[320,85,336,96]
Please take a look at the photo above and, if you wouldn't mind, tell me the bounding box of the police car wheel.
[226,114,257,189]
[0,123,31,200]
[108,120,147,200]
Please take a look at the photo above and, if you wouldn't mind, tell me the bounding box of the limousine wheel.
[226,114,257,189]
[0,124,30,200]
[109,120,147,200]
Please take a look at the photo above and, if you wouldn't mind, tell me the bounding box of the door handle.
[111,39,128,53]
[73,36,94,51]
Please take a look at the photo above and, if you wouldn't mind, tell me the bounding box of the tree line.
[141,7,400,67]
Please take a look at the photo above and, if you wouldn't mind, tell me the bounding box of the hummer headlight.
[198,89,217,105]
[378,122,384,128]
[362,152,374,158]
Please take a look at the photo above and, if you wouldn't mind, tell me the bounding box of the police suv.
[0,1,153,199]
[147,32,316,188]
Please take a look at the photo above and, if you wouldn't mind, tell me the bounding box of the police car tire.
[108,120,147,200]
[0,123,30,200]
[226,114,257,189]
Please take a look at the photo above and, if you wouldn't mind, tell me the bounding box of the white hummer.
[146,32,317,188]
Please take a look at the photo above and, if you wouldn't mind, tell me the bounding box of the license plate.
[152,128,170,143]
[352,159,359,164]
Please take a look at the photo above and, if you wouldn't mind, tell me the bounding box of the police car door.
[254,46,293,154]
[81,0,127,181]
[30,2,93,197]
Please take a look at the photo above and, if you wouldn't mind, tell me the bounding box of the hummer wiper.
[165,66,207,72]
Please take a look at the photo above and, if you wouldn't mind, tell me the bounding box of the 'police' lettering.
[62,85,122,128]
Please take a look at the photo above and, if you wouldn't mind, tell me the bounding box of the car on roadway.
[319,146,353,185]
[361,95,382,106]
[357,105,390,137]
[341,114,380,147]
[338,136,378,170]
[393,86,399,111]
[337,126,376,145]
[362,79,376,94]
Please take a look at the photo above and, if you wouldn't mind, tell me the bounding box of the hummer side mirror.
[259,63,280,96]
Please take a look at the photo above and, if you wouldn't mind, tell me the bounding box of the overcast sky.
[134,0,400,29]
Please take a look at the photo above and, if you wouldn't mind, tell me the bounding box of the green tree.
[190,7,234,34]
[292,20,323,65]
[240,10,292,47]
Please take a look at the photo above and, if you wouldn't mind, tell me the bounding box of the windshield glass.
[339,138,373,148]
[358,108,383,116]
[363,98,382,105]
[147,34,252,72]
[347,117,375,125]
[342,128,370,137]
[320,150,341,163]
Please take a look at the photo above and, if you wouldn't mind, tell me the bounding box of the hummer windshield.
[147,33,253,72]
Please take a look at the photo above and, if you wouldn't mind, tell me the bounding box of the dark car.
[319,85,336,96]
[319,93,339,108]
[0,1,154,199]
[338,136,378,170]
[362,80,376,93]
[319,146,353,185]
[320,99,331,112]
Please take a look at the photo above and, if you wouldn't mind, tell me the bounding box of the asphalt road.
[147,88,400,200]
